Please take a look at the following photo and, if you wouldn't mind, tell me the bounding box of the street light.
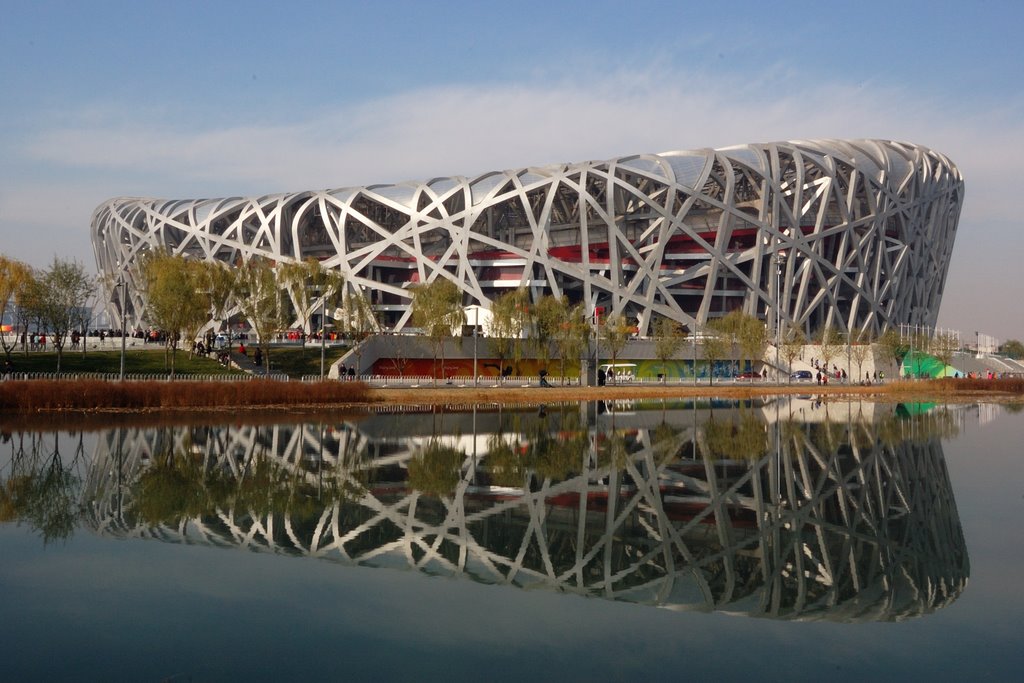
[471,305,479,388]
[118,276,127,381]
[319,294,327,380]
[774,250,785,382]
[692,324,698,387]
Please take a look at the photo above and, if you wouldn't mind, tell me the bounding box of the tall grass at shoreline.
[0,379,371,412]
[1,376,1021,415]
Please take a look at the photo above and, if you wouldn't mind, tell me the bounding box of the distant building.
[91,138,963,338]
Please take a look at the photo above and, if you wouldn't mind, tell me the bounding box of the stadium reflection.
[78,398,968,621]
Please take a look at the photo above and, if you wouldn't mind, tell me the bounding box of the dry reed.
[0,379,373,413]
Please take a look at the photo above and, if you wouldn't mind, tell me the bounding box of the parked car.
[791,370,813,381]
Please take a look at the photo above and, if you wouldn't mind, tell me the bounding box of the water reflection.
[3,399,970,622]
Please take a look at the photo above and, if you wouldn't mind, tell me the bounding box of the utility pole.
[320,294,327,380]
[119,277,127,381]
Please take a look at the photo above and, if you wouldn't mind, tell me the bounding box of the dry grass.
[0,379,372,414]
[366,379,1024,406]
[0,377,1020,429]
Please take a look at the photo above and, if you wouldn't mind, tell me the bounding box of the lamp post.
[692,323,698,387]
[118,276,127,381]
[472,305,479,388]
[846,330,852,384]
[775,251,784,383]
[320,294,327,380]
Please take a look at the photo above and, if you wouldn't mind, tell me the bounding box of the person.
[254,347,262,367]
[239,342,246,356]
[3,359,12,376]
[347,367,355,381]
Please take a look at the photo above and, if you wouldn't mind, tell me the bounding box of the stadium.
[91,138,963,343]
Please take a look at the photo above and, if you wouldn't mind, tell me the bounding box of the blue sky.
[1,0,1022,340]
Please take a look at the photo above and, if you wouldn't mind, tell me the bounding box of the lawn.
[4,348,239,376]
[261,344,350,378]
[2,344,351,379]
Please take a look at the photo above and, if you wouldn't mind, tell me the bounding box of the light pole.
[692,323,698,387]
[775,251,784,382]
[846,330,852,384]
[472,305,479,388]
[320,294,326,380]
[118,276,127,381]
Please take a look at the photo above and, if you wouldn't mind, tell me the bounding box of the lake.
[1,398,1022,681]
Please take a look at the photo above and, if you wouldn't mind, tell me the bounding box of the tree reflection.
[0,432,82,543]
[407,440,464,497]
[702,408,767,460]
[2,398,982,622]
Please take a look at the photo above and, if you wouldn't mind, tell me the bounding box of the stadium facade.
[91,138,963,338]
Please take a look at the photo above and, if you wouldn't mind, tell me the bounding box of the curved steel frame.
[91,138,963,337]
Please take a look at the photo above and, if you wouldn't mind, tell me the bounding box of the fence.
[1,371,289,382]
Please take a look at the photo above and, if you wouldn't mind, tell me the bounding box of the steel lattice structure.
[82,403,968,621]
[92,138,963,337]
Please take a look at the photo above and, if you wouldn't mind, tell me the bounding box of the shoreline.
[1,379,1021,430]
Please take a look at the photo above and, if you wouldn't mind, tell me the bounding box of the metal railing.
[1,371,276,382]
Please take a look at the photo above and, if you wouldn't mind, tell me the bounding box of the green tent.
[900,350,959,379]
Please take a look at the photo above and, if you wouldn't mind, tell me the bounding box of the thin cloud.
[5,64,1022,337]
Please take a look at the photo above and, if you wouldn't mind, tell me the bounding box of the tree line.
[4,250,1014,379]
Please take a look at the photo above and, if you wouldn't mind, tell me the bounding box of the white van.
[599,363,636,382]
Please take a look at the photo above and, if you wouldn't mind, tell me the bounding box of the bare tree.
[486,288,530,382]
[653,316,685,382]
[197,260,236,344]
[701,327,729,386]
[530,294,563,377]
[816,325,842,377]
[737,313,768,376]
[278,258,344,347]
[780,327,806,383]
[139,250,213,375]
[931,332,959,374]
[235,257,285,371]
[31,257,96,373]
[0,255,33,363]
[554,303,589,385]
[340,288,377,374]
[851,333,873,382]
[411,278,465,386]
[876,328,905,380]
[602,313,633,383]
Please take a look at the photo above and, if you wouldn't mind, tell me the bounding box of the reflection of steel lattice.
[83,407,968,621]
[91,139,962,337]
